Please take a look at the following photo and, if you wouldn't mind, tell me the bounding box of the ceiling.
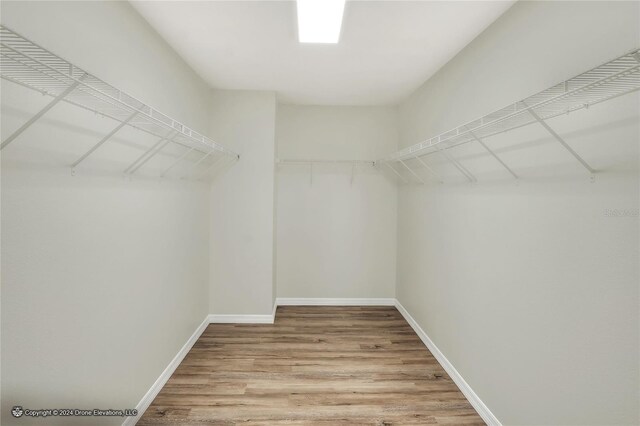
[131,1,515,105]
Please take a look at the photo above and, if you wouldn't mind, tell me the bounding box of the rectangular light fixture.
[296,0,346,44]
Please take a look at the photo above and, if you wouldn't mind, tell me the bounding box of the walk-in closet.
[2,1,638,425]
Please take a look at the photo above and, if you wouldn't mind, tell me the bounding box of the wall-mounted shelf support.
[412,154,443,183]
[183,149,217,179]
[124,132,174,174]
[0,25,239,180]
[527,109,595,174]
[378,48,640,184]
[161,147,194,178]
[469,131,518,179]
[198,154,226,180]
[129,134,175,175]
[399,159,425,184]
[1,79,82,150]
[438,147,477,182]
[383,161,409,183]
[71,111,138,168]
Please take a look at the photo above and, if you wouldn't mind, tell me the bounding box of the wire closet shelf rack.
[376,48,640,184]
[0,25,239,179]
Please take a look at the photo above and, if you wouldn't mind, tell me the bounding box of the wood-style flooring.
[139,306,484,425]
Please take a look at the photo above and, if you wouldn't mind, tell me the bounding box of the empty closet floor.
[139,306,484,425]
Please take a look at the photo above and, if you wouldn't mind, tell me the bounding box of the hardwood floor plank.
[138,306,484,425]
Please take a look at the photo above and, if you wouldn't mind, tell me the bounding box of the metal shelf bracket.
[469,131,518,179]
[124,132,175,174]
[438,147,477,182]
[129,134,174,175]
[182,148,217,180]
[161,147,194,178]
[399,159,425,184]
[527,109,595,174]
[412,154,443,183]
[1,80,81,150]
[71,111,138,168]
[0,25,239,181]
[376,48,639,184]
[383,161,409,184]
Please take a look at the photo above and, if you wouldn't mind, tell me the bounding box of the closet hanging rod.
[380,48,640,164]
[0,25,239,160]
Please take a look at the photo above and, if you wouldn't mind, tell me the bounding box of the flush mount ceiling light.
[296,0,346,44]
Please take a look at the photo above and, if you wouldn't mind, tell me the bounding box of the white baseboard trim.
[394,299,501,426]
[122,315,209,426]
[208,314,274,323]
[127,299,499,426]
[276,297,396,306]
[208,301,278,324]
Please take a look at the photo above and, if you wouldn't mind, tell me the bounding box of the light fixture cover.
[297,0,346,44]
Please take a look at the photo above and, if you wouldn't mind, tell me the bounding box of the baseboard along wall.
[276,297,396,306]
[122,316,210,426]
[124,298,500,426]
[393,300,501,426]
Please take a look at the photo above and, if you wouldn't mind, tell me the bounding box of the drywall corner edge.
[394,299,502,426]
[122,315,210,426]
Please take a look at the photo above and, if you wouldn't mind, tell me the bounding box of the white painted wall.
[276,105,397,298]
[1,2,212,425]
[2,2,638,426]
[396,1,639,425]
[209,90,277,315]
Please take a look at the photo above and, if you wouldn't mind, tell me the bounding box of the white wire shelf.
[377,48,640,183]
[0,25,239,178]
